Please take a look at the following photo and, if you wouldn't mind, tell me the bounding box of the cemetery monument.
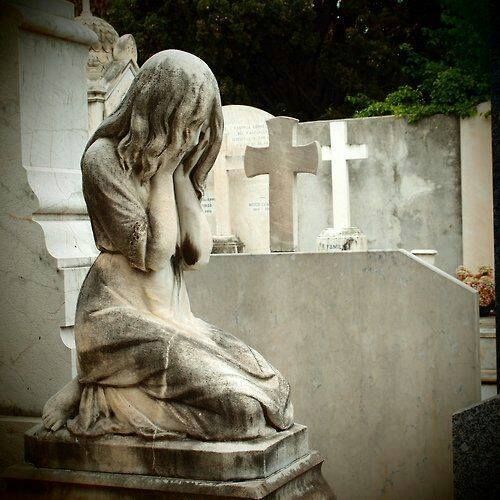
[205,104,275,253]
[76,0,139,135]
[245,117,321,252]
[5,49,333,498]
[317,120,369,252]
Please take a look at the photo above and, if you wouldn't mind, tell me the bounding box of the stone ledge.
[25,424,309,481]
[3,451,334,499]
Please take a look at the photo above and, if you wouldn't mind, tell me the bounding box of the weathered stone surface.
[460,102,494,271]
[245,117,320,252]
[452,395,499,500]
[212,235,244,254]
[41,49,294,443]
[479,316,497,386]
[0,0,98,425]
[185,250,480,499]
[296,115,464,274]
[317,226,368,252]
[410,249,438,266]
[320,120,368,231]
[76,0,139,135]
[0,416,40,472]
[25,424,308,481]
[4,451,334,499]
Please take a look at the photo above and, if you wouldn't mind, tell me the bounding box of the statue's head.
[88,49,223,197]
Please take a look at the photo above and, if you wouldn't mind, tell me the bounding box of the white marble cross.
[322,121,368,229]
[245,117,320,252]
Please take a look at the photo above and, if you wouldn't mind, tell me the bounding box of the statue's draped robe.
[68,143,293,440]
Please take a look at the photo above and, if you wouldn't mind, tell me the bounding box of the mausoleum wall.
[297,115,464,275]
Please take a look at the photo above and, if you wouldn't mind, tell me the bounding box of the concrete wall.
[297,115,463,275]
[460,102,493,270]
[185,251,480,500]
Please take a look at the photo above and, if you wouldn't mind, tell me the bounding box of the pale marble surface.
[41,50,294,442]
[0,1,97,420]
[202,104,274,253]
[186,251,480,499]
[460,102,493,270]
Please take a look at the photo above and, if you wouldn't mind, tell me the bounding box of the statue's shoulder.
[82,138,120,178]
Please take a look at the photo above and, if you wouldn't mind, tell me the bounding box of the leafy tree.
[76,0,489,121]
[350,0,491,121]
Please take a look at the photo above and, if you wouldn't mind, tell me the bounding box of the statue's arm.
[82,141,178,272]
[173,166,213,269]
[146,169,178,271]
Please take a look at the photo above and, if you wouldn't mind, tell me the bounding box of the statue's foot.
[42,378,81,432]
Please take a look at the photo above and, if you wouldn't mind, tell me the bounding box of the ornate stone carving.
[41,50,294,441]
[76,1,139,134]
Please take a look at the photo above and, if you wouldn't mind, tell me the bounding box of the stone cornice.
[8,1,98,46]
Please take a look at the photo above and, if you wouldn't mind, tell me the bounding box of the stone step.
[3,451,334,499]
[25,423,309,482]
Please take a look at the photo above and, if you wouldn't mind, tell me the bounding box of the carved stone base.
[3,451,334,499]
[23,424,309,481]
[317,227,368,252]
[212,235,244,254]
[3,424,335,499]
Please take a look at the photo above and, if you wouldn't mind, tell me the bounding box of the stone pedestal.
[212,235,244,254]
[3,424,334,499]
[317,226,368,252]
[479,316,497,384]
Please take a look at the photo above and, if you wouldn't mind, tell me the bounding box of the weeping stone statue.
[42,50,294,441]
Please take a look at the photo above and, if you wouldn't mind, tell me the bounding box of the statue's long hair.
[85,49,223,198]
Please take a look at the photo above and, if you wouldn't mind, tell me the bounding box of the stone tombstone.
[203,134,242,254]
[201,104,274,253]
[0,0,98,455]
[317,120,369,252]
[245,117,321,252]
[4,50,333,498]
[76,0,139,135]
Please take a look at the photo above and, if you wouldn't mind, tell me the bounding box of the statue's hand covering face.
[89,49,224,197]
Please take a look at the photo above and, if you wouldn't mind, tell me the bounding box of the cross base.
[212,235,244,254]
[316,227,368,253]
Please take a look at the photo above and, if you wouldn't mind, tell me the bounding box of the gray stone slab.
[25,424,309,481]
[3,451,334,499]
[452,395,499,500]
[186,251,480,499]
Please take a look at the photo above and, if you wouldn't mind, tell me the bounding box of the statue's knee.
[223,394,262,422]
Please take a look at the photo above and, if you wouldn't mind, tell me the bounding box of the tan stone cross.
[244,117,320,252]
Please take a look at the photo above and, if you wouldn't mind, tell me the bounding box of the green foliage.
[91,0,448,120]
[83,0,490,121]
[350,0,490,122]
